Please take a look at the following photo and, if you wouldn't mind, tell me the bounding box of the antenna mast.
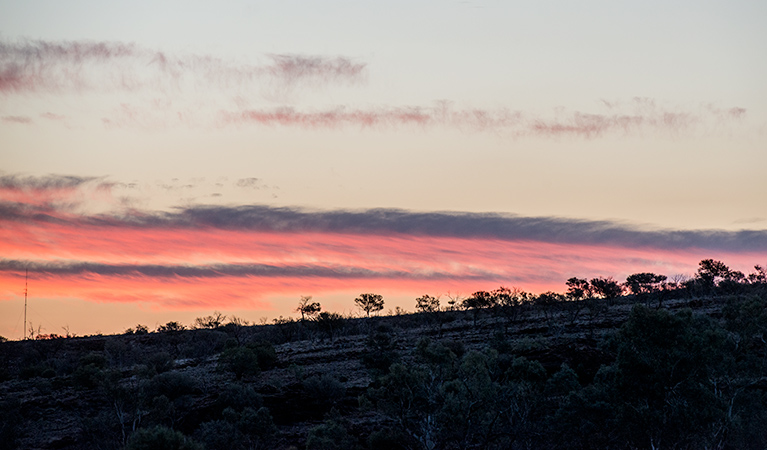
[24,269,28,340]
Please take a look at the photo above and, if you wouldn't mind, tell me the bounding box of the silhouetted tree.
[589,277,623,303]
[565,277,591,300]
[697,259,731,289]
[748,264,767,284]
[194,311,226,329]
[624,272,667,296]
[296,295,322,321]
[493,286,528,332]
[157,321,185,333]
[462,291,496,310]
[355,293,384,317]
[415,294,440,313]
[535,291,564,320]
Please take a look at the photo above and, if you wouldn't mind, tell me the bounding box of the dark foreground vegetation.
[1,259,766,449]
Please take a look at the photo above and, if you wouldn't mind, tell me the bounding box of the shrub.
[315,312,345,341]
[194,420,238,450]
[238,406,277,443]
[72,362,104,389]
[0,399,20,450]
[246,340,278,370]
[219,346,260,379]
[125,324,149,335]
[217,383,263,411]
[361,330,399,376]
[303,374,346,411]
[157,321,186,333]
[180,330,228,360]
[305,410,358,450]
[145,351,174,374]
[148,371,198,400]
[125,425,202,450]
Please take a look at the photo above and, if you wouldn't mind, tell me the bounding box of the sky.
[1,0,766,339]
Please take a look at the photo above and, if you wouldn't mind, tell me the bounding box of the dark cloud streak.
[2,198,764,253]
[0,259,489,281]
[0,173,98,191]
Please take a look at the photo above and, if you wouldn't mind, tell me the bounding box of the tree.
[296,295,322,321]
[461,291,495,310]
[493,286,528,331]
[415,294,440,313]
[194,311,226,329]
[355,293,384,317]
[157,321,185,333]
[565,277,591,300]
[589,277,623,303]
[748,264,767,284]
[696,259,731,288]
[624,272,667,296]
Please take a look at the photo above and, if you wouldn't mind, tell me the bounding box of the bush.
[72,362,104,389]
[216,383,263,411]
[194,420,238,450]
[303,374,346,411]
[148,371,198,400]
[246,340,278,370]
[315,312,345,341]
[219,346,260,379]
[361,330,399,376]
[157,321,186,333]
[305,410,358,450]
[180,330,228,360]
[145,351,174,374]
[0,399,20,450]
[125,425,202,450]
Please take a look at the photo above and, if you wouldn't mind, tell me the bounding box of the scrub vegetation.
[1,259,766,449]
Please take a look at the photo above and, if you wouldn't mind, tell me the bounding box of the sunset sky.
[1,0,766,339]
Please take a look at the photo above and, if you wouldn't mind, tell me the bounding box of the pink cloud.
[219,100,744,138]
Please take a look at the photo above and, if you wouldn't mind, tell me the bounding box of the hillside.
[1,281,766,449]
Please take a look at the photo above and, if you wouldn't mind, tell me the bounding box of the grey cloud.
[236,178,263,189]
[3,199,762,253]
[0,259,490,281]
[0,38,366,95]
[1,173,763,253]
[0,173,97,191]
[2,115,32,124]
[162,205,766,252]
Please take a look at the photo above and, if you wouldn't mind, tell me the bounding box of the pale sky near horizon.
[1,0,766,338]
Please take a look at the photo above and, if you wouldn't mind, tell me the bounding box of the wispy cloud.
[40,112,65,120]
[0,38,365,95]
[2,115,32,124]
[219,99,747,138]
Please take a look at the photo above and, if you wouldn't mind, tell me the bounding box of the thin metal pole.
[24,268,28,340]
